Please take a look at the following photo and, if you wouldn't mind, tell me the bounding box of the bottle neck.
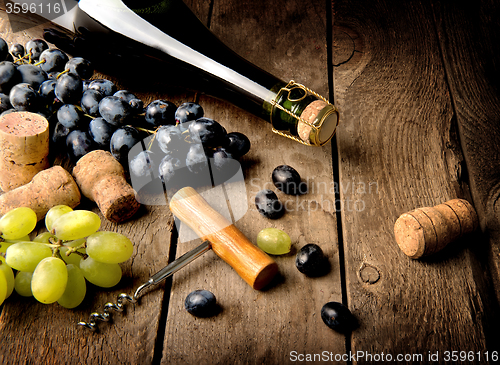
[77,0,285,120]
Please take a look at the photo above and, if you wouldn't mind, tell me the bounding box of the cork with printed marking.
[394,199,478,258]
[0,111,50,192]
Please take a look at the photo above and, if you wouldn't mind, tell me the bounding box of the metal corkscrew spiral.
[78,240,212,331]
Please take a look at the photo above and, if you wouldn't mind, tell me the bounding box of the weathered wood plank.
[332,0,496,360]
[432,0,500,312]
[161,0,344,363]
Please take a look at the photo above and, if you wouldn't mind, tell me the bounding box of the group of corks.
[0,112,140,223]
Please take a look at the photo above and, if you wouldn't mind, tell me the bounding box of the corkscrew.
[78,186,279,331]
[78,240,212,331]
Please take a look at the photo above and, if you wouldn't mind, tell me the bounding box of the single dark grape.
[88,117,116,150]
[175,102,203,124]
[25,39,48,60]
[224,132,251,159]
[38,79,59,113]
[57,104,85,130]
[81,88,103,117]
[0,93,11,113]
[186,143,208,174]
[110,126,141,166]
[88,79,116,96]
[145,99,177,127]
[272,165,305,195]
[52,122,72,145]
[98,96,133,126]
[9,43,24,59]
[39,49,69,73]
[156,125,184,153]
[66,130,94,162]
[184,289,217,317]
[188,117,226,148]
[254,189,284,219]
[113,90,137,102]
[39,79,56,98]
[9,83,38,111]
[129,150,156,178]
[295,244,329,277]
[114,90,143,113]
[158,154,181,184]
[17,64,47,90]
[320,302,356,333]
[0,38,8,61]
[129,98,144,113]
[211,147,233,170]
[55,73,83,104]
[65,57,93,79]
[0,61,21,93]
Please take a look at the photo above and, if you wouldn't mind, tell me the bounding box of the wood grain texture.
[162,0,343,363]
[332,0,497,360]
[432,0,500,309]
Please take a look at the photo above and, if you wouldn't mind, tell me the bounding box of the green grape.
[86,231,134,264]
[33,232,57,243]
[4,235,30,243]
[57,264,86,309]
[0,261,14,298]
[1,237,30,262]
[0,207,37,240]
[60,238,87,266]
[6,241,52,272]
[32,257,68,304]
[51,210,101,241]
[14,271,33,297]
[256,228,292,255]
[0,268,7,306]
[79,257,122,288]
[45,205,73,232]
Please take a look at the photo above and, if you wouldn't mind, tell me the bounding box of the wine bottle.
[42,0,339,146]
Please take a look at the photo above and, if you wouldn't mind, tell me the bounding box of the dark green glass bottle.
[48,0,339,146]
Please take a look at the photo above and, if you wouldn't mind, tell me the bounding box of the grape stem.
[56,69,69,79]
[46,237,88,259]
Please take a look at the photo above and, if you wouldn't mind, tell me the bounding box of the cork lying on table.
[0,112,50,192]
[394,199,479,259]
[72,150,140,223]
[0,166,81,221]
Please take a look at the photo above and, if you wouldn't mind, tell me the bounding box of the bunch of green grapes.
[0,205,134,308]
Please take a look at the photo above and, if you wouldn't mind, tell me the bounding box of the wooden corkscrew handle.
[169,187,279,290]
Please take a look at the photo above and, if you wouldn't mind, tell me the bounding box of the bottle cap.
[271,81,339,146]
[298,100,339,146]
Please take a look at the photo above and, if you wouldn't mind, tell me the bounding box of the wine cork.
[394,199,478,259]
[298,100,339,146]
[298,100,326,143]
[0,166,81,221]
[0,112,50,192]
[73,150,140,223]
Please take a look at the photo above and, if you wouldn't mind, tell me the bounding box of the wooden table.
[1,0,500,363]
